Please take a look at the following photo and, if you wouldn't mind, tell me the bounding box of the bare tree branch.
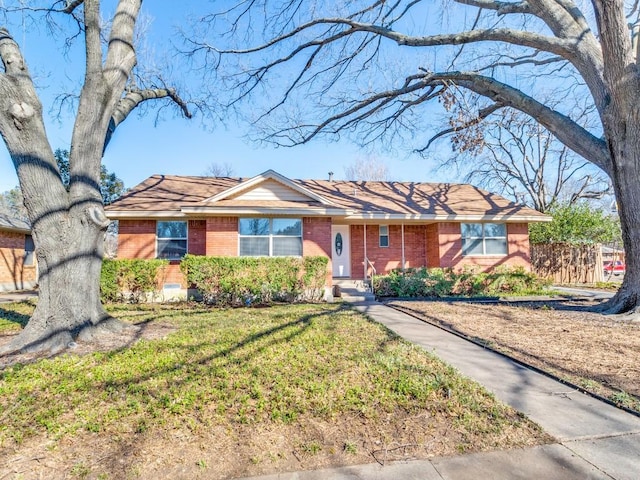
[63,0,85,14]
[421,102,505,152]
[215,18,576,60]
[455,0,531,15]
[426,71,611,173]
[106,86,192,148]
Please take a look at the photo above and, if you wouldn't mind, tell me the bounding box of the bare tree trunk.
[600,135,640,314]
[0,179,131,355]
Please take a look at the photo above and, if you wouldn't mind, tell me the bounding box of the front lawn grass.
[0,302,548,479]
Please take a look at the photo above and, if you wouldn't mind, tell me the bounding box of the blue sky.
[0,2,450,193]
[0,110,445,192]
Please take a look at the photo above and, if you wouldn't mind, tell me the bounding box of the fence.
[531,243,604,284]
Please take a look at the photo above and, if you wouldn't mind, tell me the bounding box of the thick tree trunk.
[599,138,640,315]
[0,206,131,355]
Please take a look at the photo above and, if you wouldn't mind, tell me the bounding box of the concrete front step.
[332,279,375,302]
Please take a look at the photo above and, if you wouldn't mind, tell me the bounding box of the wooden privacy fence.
[531,243,604,284]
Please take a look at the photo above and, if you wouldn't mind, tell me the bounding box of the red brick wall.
[349,224,429,277]
[0,230,37,291]
[117,220,156,259]
[435,222,464,268]
[433,222,531,271]
[161,263,187,288]
[206,217,238,256]
[367,224,403,274]
[303,217,332,285]
[116,219,532,286]
[188,220,206,255]
[506,223,531,267]
[425,224,440,268]
[404,225,427,269]
[350,225,365,279]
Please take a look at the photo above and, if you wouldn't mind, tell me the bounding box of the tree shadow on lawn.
[390,297,608,314]
[500,298,609,313]
[98,304,358,394]
[0,305,31,328]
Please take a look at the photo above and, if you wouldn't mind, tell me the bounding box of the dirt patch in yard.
[1,411,545,480]
[387,299,640,412]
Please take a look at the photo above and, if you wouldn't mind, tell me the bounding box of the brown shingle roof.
[0,213,30,232]
[107,175,242,212]
[106,173,547,220]
[297,179,542,217]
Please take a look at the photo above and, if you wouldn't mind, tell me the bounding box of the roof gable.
[203,170,335,206]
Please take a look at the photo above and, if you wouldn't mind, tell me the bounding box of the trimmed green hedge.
[101,259,168,303]
[373,266,551,298]
[180,255,328,305]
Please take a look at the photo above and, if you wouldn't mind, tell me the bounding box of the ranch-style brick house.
[106,170,549,297]
[0,213,36,293]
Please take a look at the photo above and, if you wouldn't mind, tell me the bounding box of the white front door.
[332,225,351,277]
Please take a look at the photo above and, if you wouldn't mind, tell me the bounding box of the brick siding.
[206,217,238,256]
[117,220,156,259]
[0,230,37,292]
[427,222,531,271]
[188,220,206,255]
[303,217,332,284]
[116,219,532,289]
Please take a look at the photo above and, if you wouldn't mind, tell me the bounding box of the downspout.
[401,223,405,271]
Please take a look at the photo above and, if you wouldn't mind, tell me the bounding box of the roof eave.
[106,210,187,219]
[181,206,351,216]
[343,213,551,222]
[0,225,31,234]
[106,209,550,222]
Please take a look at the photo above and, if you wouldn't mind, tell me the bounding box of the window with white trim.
[379,225,389,247]
[157,221,187,259]
[461,223,507,255]
[24,235,35,266]
[239,218,302,256]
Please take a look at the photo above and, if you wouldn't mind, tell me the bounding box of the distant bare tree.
[0,186,27,220]
[203,162,235,177]
[437,108,610,213]
[343,157,390,181]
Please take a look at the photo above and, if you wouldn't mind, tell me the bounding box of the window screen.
[24,235,35,266]
[157,221,187,259]
[239,218,302,256]
[379,225,389,247]
[461,223,507,256]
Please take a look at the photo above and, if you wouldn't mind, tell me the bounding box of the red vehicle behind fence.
[603,260,625,276]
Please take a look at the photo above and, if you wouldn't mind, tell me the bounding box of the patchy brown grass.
[0,302,549,480]
[387,299,640,413]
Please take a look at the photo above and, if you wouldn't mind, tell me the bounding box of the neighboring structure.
[0,213,37,293]
[106,170,550,297]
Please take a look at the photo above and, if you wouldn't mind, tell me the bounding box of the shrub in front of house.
[180,255,328,305]
[101,259,168,303]
[373,266,550,298]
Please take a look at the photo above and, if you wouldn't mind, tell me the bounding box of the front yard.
[388,299,640,413]
[0,302,547,480]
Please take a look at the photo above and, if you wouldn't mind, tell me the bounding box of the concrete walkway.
[0,289,37,304]
[242,299,640,480]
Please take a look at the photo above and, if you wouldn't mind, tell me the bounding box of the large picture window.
[157,221,187,259]
[461,223,507,256]
[239,218,302,256]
